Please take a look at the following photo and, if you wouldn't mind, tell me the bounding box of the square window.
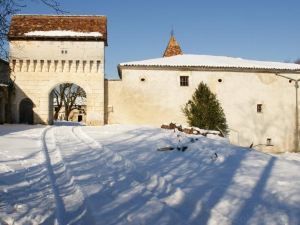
[257,104,263,113]
[180,76,189,86]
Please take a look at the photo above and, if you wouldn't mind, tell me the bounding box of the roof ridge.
[119,54,300,71]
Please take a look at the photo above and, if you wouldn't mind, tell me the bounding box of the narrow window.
[61,49,68,54]
[257,104,263,113]
[180,76,189,86]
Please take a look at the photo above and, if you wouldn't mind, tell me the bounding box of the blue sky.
[19,0,300,78]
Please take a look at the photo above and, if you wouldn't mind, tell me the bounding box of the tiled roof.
[8,15,107,45]
[163,35,183,57]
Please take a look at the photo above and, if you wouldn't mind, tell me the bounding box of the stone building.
[0,59,10,124]
[107,35,300,152]
[8,15,107,125]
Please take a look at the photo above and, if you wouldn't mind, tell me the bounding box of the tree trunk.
[54,110,59,120]
[64,106,69,121]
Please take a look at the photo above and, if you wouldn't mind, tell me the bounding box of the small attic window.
[257,104,263,113]
[140,77,146,82]
[266,138,273,146]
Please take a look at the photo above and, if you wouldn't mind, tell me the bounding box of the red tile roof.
[8,15,108,45]
[163,35,182,57]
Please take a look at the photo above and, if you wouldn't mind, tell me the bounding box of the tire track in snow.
[41,126,94,225]
[41,127,66,225]
[72,126,191,224]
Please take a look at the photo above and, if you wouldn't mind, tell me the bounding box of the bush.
[183,82,228,135]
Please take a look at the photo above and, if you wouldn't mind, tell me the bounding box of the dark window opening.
[140,78,146,82]
[218,79,222,83]
[78,115,83,122]
[257,104,263,113]
[266,138,272,146]
[180,76,189,86]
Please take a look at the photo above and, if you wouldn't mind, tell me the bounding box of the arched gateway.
[8,15,107,125]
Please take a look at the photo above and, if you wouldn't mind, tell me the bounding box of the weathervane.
[171,26,174,37]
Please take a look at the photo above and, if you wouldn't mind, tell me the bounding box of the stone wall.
[107,67,300,152]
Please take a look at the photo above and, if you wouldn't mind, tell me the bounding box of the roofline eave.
[118,64,300,74]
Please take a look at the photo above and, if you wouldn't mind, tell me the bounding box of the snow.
[24,30,103,37]
[120,54,300,71]
[271,152,300,162]
[1,124,300,224]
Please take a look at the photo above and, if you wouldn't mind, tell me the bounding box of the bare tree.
[52,84,67,120]
[63,84,86,121]
[52,83,86,121]
[0,0,65,58]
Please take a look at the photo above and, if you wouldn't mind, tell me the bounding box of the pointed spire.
[163,31,183,57]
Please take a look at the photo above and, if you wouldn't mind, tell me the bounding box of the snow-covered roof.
[24,31,103,37]
[8,15,107,45]
[119,54,300,71]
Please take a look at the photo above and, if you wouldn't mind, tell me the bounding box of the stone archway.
[19,98,34,124]
[49,83,87,125]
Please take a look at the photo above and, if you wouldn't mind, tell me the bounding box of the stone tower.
[8,15,107,125]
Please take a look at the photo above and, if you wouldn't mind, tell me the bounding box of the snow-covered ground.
[1,124,300,225]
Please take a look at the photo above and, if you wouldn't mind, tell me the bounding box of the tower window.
[257,104,263,113]
[180,76,189,86]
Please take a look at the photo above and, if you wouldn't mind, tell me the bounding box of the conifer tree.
[183,82,228,135]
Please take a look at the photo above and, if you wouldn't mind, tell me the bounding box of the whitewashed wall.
[107,67,300,152]
[10,40,105,125]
